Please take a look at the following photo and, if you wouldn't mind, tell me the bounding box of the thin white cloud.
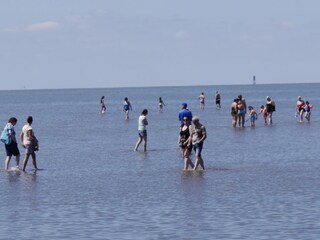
[24,21,60,32]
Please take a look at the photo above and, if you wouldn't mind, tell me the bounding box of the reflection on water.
[5,170,21,182]
[21,170,38,186]
[181,169,204,182]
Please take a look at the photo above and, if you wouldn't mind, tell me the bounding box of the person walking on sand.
[158,97,165,112]
[2,117,20,171]
[134,109,148,152]
[100,96,106,114]
[191,116,207,170]
[20,116,39,171]
[178,117,194,170]
[178,103,193,127]
[123,97,132,120]
[198,92,205,110]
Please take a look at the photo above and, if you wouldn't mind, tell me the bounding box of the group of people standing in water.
[296,96,313,123]
[231,95,313,128]
[101,95,208,170]
[231,95,277,128]
[99,92,313,171]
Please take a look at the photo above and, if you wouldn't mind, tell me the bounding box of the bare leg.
[232,116,237,128]
[143,137,147,152]
[269,113,273,124]
[183,157,188,170]
[306,112,311,122]
[15,154,20,168]
[193,156,205,170]
[134,137,142,151]
[5,156,11,170]
[198,156,205,170]
[184,157,194,170]
[299,110,304,122]
[193,158,199,170]
[22,154,30,171]
[187,157,194,169]
[183,149,194,170]
[31,153,38,170]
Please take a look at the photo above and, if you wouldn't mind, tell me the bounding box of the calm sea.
[1,83,320,240]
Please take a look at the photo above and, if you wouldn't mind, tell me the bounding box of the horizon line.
[0,82,319,92]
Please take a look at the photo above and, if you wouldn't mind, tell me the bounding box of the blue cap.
[182,103,187,108]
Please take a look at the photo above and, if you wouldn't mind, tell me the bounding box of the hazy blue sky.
[1,0,319,90]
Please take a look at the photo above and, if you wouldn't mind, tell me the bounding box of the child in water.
[304,101,313,123]
[260,105,267,125]
[248,106,258,127]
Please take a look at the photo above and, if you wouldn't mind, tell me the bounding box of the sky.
[1,0,320,90]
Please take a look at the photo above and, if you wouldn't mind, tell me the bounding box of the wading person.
[2,117,20,171]
[20,116,39,171]
[134,109,148,152]
[191,116,207,170]
[123,97,132,120]
[178,117,194,170]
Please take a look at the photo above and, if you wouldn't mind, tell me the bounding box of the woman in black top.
[178,117,194,170]
[266,96,275,124]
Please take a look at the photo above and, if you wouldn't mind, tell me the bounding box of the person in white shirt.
[20,116,39,171]
[134,109,148,152]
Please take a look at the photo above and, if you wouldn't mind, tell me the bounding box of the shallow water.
[1,84,320,239]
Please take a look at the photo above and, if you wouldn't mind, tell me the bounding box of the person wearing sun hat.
[178,102,193,127]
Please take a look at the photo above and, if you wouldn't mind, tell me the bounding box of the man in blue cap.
[178,103,193,126]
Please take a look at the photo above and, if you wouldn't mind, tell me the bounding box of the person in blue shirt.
[3,117,20,171]
[304,101,313,123]
[123,97,132,120]
[178,103,193,127]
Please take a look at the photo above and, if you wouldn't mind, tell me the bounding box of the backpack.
[0,128,11,145]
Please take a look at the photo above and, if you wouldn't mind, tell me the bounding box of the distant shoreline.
[1,82,319,92]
